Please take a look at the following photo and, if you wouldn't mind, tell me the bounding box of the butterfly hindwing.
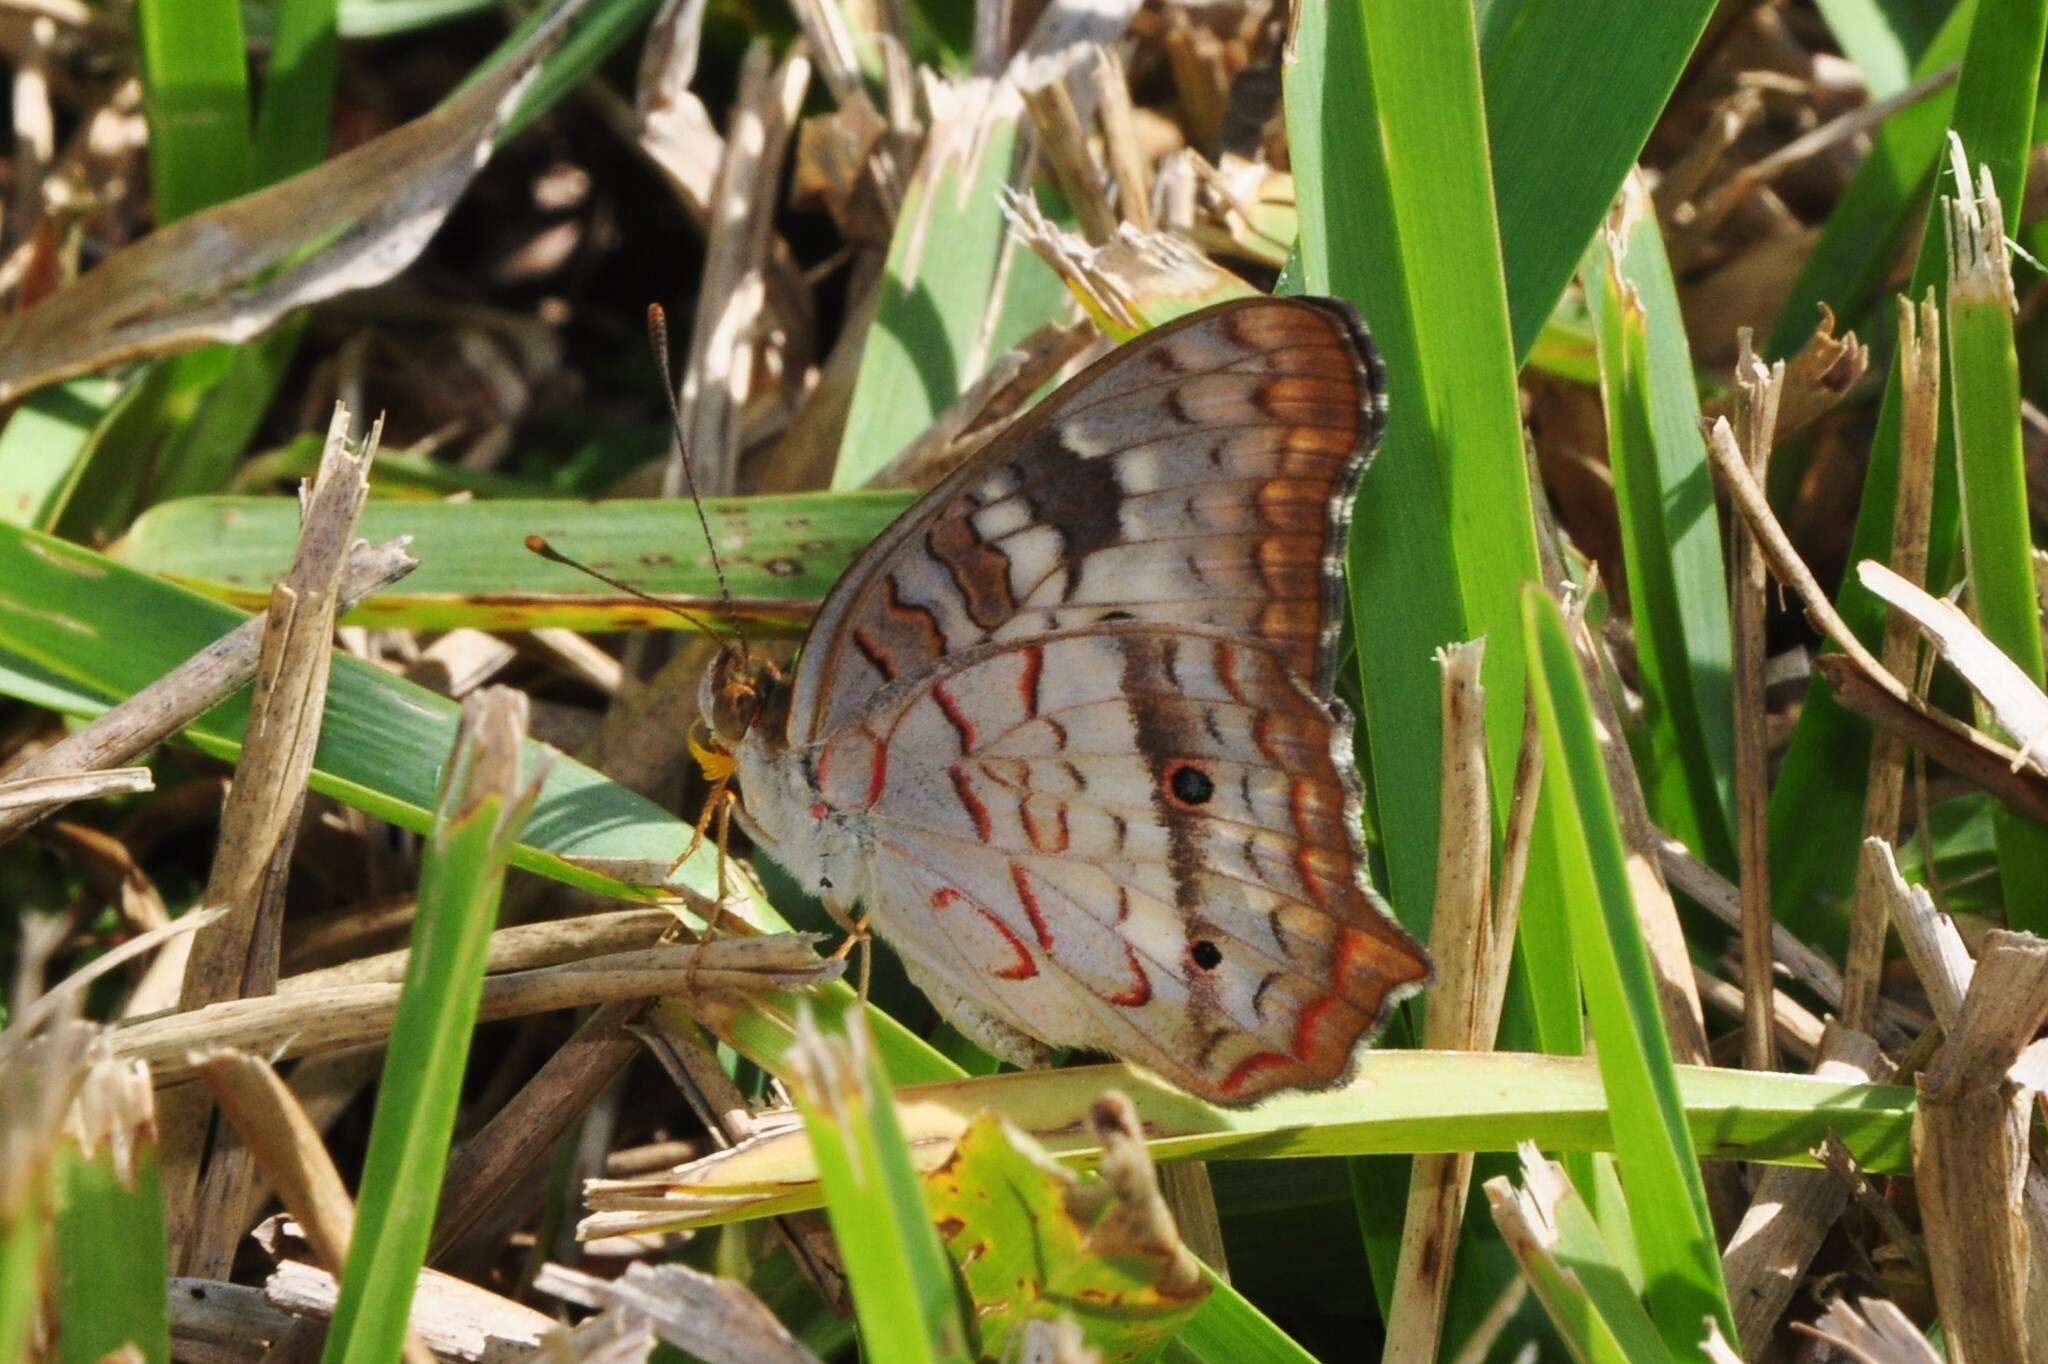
[813,626,1429,1105]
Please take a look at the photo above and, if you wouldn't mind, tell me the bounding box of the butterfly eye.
[1189,939,1223,971]
[808,802,827,821]
[1164,761,1215,807]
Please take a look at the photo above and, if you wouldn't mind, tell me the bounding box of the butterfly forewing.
[742,295,1429,1107]
[784,296,1385,745]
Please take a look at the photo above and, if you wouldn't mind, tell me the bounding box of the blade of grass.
[1765,0,1975,361]
[1812,0,1948,97]
[1768,0,2046,942]
[0,377,126,531]
[253,0,341,182]
[1523,585,1735,1351]
[1943,147,2048,932]
[579,1053,1919,1233]
[1582,178,1737,870]
[1287,2,1564,1349]
[1477,0,1717,360]
[113,492,913,632]
[53,1058,168,1364]
[784,1012,973,1364]
[135,0,254,223]
[322,690,536,1364]
[830,105,1060,489]
[1486,1147,1672,1364]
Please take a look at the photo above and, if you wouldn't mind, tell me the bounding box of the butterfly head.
[695,642,788,770]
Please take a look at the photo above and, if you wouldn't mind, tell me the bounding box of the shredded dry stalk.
[168,407,380,1278]
[1844,291,1942,1032]
[1731,331,1784,1072]
[1382,641,1499,1362]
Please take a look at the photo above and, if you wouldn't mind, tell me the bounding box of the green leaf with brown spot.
[112,493,913,632]
[924,1098,1210,1363]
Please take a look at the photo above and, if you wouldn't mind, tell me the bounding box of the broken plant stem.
[1844,290,1941,1032]
[1731,331,1783,1072]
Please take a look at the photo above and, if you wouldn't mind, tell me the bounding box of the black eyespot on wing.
[1190,939,1223,970]
[1166,761,1215,806]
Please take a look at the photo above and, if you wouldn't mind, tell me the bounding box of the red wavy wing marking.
[1218,1050,1295,1100]
[974,902,1038,980]
[1288,775,1330,904]
[865,730,889,805]
[948,766,993,842]
[931,681,977,752]
[851,626,896,681]
[1018,643,1044,717]
[1214,640,1246,705]
[1020,796,1070,854]
[1107,942,1153,1007]
[1008,861,1056,950]
[1293,995,1345,1061]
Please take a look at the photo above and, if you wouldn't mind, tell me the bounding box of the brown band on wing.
[925,509,1018,631]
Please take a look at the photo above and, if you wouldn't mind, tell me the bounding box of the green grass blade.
[602,1055,1918,1230]
[0,378,126,531]
[1945,154,2048,931]
[1765,0,1975,360]
[1288,1,1561,1346]
[134,0,254,223]
[253,0,340,183]
[324,693,533,1364]
[0,521,689,900]
[1285,0,1460,931]
[1584,190,1737,869]
[830,121,1061,489]
[784,1014,973,1364]
[1523,587,1735,1351]
[54,1061,168,1364]
[1488,1152,1672,1364]
[1768,0,2046,940]
[1478,0,1717,360]
[0,1184,42,1364]
[113,493,913,631]
[1812,0,1947,96]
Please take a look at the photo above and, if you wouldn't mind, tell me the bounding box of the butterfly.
[697,295,1431,1106]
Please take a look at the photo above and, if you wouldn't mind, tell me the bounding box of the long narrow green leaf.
[1945,153,2048,930]
[1765,0,1976,360]
[1488,1152,1672,1364]
[54,1062,168,1364]
[0,1187,42,1364]
[1288,1,1561,1347]
[785,1014,973,1364]
[831,115,1061,489]
[593,1054,1918,1231]
[113,493,913,631]
[1584,189,1737,869]
[1478,0,1717,360]
[0,521,689,900]
[134,0,254,223]
[0,378,126,531]
[1523,587,1735,1352]
[253,0,341,182]
[1768,0,2047,940]
[325,695,532,1364]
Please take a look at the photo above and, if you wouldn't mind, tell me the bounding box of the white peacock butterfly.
[694,295,1431,1106]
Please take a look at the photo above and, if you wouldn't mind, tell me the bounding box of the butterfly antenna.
[523,534,736,643]
[648,303,739,633]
